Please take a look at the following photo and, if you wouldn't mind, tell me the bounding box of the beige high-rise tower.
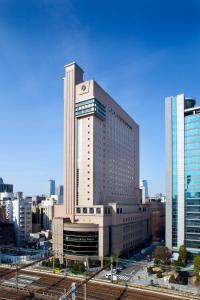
[53,62,150,262]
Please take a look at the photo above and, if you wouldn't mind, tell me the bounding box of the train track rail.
[0,267,198,300]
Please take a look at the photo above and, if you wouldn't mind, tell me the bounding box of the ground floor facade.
[53,203,150,263]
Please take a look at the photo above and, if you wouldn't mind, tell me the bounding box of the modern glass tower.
[48,179,55,196]
[166,94,200,253]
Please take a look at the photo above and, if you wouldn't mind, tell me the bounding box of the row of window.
[75,98,106,120]
[76,207,110,215]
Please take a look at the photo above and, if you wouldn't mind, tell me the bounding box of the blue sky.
[0,0,200,196]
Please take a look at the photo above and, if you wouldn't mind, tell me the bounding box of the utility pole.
[84,281,87,300]
[15,264,19,292]
[84,258,89,300]
[111,256,114,283]
[53,252,55,273]
[59,282,76,300]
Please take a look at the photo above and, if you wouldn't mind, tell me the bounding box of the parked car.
[117,264,125,271]
[105,270,117,279]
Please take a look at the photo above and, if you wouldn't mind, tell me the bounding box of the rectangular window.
[83,208,87,214]
[89,208,94,214]
[96,208,101,214]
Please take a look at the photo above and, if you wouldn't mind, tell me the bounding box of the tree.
[169,274,176,283]
[178,245,187,266]
[147,266,154,274]
[54,258,60,268]
[194,254,200,280]
[154,246,171,264]
[78,262,85,273]
[67,260,74,272]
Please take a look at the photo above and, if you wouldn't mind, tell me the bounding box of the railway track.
[0,267,198,300]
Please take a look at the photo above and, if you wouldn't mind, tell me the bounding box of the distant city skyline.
[1,0,200,196]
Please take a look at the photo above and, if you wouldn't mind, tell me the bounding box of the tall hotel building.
[53,62,150,261]
[166,94,200,253]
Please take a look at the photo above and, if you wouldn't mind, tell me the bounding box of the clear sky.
[1,0,200,196]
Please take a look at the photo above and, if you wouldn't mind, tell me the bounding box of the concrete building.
[32,197,55,232]
[53,62,150,262]
[166,94,200,253]
[146,198,165,241]
[0,179,13,193]
[32,204,41,233]
[40,198,54,230]
[32,195,46,206]
[0,179,32,247]
[151,193,166,203]
[140,180,149,204]
[56,185,63,204]
[0,206,6,222]
[0,223,14,248]
[0,192,13,222]
[13,193,32,246]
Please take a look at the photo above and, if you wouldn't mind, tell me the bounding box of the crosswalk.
[115,274,130,281]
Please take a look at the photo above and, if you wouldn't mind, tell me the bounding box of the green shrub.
[178,245,187,267]
[154,258,160,265]
[54,258,60,268]
[157,271,163,278]
[194,254,200,281]
[169,274,176,283]
[176,266,181,272]
[67,261,85,274]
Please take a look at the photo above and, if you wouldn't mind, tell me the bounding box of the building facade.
[53,62,150,262]
[32,197,55,232]
[0,179,13,193]
[48,179,56,196]
[56,185,63,204]
[166,94,200,253]
[0,192,13,222]
[0,223,14,248]
[13,193,32,246]
[146,198,165,241]
[140,180,149,204]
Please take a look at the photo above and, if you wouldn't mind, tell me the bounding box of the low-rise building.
[0,223,15,248]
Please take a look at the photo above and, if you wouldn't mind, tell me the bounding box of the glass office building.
[166,94,200,253]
